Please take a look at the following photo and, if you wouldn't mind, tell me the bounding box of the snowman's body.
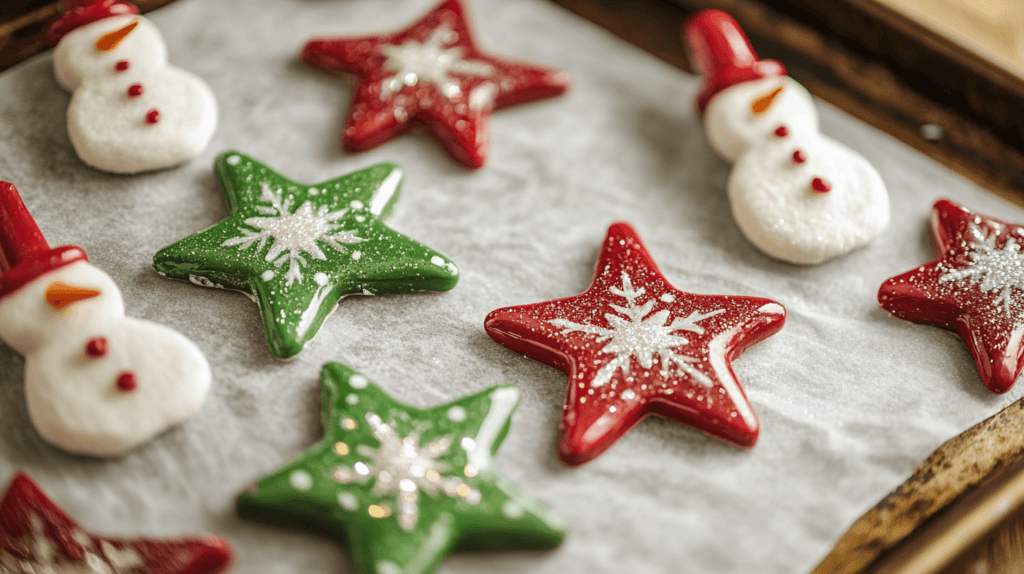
[53,14,217,174]
[703,77,889,264]
[0,260,210,457]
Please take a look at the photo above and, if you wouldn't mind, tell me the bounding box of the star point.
[485,221,786,466]
[237,362,566,574]
[153,151,459,359]
[879,199,1024,394]
[0,472,233,574]
[301,0,571,169]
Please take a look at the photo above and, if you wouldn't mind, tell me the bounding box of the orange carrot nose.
[45,281,101,309]
[750,85,785,115]
[95,19,139,52]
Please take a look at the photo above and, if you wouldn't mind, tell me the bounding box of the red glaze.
[0,182,88,299]
[810,177,831,193]
[127,83,143,97]
[0,472,233,574]
[484,222,786,466]
[792,149,807,164]
[116,371,138,392]
[145,108,160,124]
[85,337,108,358]
[878,200,1024,394]
[682,9,786,115]
[301,0,571,170]
[46,0,140,46]
[774,125,789,137]
[115,59,130,72]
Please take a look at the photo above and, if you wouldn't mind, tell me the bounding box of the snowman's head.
[682,10,821,162]
[53,15,166,92]
[0,260,124,355]
[703,76,819,162]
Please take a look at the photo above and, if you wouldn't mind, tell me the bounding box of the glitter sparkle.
[380,23,493,99]
[222,184,362,286]
[331,412,478,531]
[300,0,570,169]
[549,272,724,388]
[485,222,787,464]
[940,222,1024,315]
[878,199,1024,394]
[236,363,566,572]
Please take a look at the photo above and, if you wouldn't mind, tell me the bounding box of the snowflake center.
[548,272,724,388]
[605,317,685,361]
[252,204,330,257]
[940,224,1024,315]
[331,413,480,532]
[380,24,493,98]
[977,246,1024,290]
[369,432,446,491]
[222,185,362,286]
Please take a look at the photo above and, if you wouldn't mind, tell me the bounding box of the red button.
[84,337,107,358]
[115,371,138,393]
[811,177,832,193]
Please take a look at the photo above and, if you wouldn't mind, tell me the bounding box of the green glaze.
[152,151,459,359]
[237,362,567,574]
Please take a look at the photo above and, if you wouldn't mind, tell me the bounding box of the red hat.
[0,182,88,298]
[682,9,786,115]
[46,0,139,46]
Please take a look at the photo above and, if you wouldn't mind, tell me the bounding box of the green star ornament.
[237,362,567,574]
[153,151,459,359]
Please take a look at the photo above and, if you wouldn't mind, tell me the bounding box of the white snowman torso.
[704,79,890,264]
[0,260,211,457]
[53,15,217,174]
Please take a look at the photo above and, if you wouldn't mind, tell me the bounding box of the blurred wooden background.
[881,0,1024,79]
[0,0,174,72]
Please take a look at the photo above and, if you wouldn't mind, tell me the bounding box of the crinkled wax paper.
[0,0,1022,572]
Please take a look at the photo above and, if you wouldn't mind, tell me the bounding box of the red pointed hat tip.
[46,0,140,46]
[682,9,787,114]
[0,182,90,299]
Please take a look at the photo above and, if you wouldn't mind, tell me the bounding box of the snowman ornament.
[684,10,889,265]
[46,0,217,174]
[0,182,211,457]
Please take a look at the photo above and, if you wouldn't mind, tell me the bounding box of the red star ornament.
[484,222,787,466]
[878,199,1024,394]
[0,472,233,574]
[301,0,571,169]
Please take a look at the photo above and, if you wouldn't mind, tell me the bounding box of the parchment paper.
[1,0,1022,572]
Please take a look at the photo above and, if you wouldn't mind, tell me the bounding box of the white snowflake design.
[0,514,143,573]
[331,412,480,531]
[380,23,494,99]
[222,184,363,287]
[549,272,725,389]
[940,222,1024,315]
